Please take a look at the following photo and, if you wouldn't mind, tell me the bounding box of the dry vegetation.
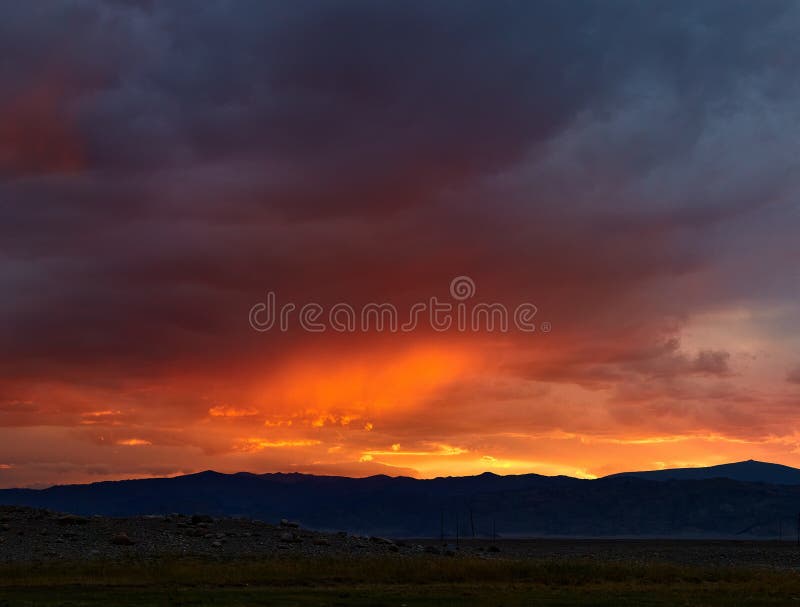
[1,556,800,606]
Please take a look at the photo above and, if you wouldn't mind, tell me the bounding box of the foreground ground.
[3,507,800,605]
[2,556,800,606]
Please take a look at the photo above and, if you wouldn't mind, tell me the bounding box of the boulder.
[369,536,395,546]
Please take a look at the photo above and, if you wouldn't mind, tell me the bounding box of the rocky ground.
[3,505,800,569]
[0,506,422,562]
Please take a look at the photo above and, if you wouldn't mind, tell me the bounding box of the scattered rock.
[0,505,533,565]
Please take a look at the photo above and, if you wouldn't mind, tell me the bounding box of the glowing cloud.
[116,439,152,447]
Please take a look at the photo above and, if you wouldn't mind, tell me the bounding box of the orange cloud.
[209,405,259,418]
[233,438,321,452]
[261,345,476,415]
[362,444,468,457]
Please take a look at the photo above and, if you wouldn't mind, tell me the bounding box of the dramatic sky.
[2,1,800,488]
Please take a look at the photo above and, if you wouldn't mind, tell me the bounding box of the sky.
[2,1,800,488]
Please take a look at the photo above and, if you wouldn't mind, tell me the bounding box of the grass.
[0,556,799,605]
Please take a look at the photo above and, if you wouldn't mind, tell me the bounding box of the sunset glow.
[2,2,800,489]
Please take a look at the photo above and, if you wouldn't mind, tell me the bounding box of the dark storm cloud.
[1,0,800,463]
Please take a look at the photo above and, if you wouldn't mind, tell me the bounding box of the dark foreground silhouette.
[2,460,800,537]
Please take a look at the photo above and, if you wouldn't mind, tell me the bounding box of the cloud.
[208,405,259,418]
[1,1,800,485]
[116,438,152,446]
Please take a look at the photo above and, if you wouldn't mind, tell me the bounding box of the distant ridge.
[605,459,800,485]
[4,461,800,537]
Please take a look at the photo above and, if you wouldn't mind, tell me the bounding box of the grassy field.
[1,556,799,606]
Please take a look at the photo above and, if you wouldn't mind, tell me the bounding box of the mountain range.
[2,460,800,538]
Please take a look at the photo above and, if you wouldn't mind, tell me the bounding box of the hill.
[605,460,800,485]
[3,462,800,537]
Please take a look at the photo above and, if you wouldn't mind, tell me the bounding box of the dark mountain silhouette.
[2,461,800,537]
[605,460,800,485]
